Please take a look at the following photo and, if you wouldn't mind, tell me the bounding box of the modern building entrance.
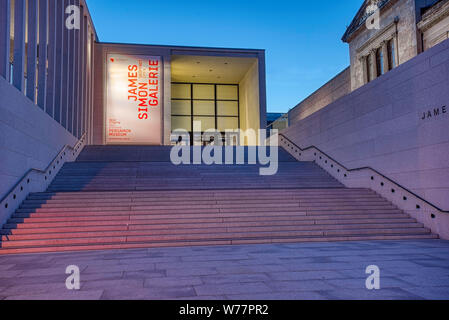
[170,54,264,146]
[94,45,267,147]
[171,82,240,145]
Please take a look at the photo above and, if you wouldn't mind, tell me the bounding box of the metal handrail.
[279,133,449,214]
[0,133,86,204]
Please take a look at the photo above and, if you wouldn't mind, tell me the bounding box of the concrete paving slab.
[0,240,448,300]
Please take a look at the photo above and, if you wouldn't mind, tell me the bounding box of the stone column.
[67,0,75,134]
[37,0,48,109]
[0,0,11,81]
[73,0,81,138]
[81,13,87,138]
[26,0,38,102]
[26,1,39,102]
[45,0,58,118]
[361,56,369,84]
[394,34,400,66]
[88,31,94,144]
[370,49,377,80]
[61,0,70,129]
[13,0,26,92]
[54,0,65,123]
[382,40,389,73]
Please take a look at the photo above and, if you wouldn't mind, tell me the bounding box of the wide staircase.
[0,146,437,254]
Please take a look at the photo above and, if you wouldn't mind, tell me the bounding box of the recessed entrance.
[171,55,261,146]
[171,82,240,146]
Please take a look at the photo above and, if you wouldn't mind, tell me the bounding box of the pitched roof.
[342,0,392,43]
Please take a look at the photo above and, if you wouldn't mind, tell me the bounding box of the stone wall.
[239,61,261,145]
[288,68,351,125]
[418,0,449,50]
[0,77,78,200]
[282,38,449,211]
[348,0,418,90]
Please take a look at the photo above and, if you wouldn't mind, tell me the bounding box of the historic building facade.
[343,0,449,91]
[281,0,449,239]
[418,0,449,50]
[286,0,449,125]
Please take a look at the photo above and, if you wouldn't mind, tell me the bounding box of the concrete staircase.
[0,146,437,254]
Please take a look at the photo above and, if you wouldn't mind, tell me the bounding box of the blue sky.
[86,0,362,113]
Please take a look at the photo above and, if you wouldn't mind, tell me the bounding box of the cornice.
[342,0,397,43]
[356,21,397,57]
[417,0,449,32]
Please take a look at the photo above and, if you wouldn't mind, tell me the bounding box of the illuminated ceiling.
[171,55,257,84]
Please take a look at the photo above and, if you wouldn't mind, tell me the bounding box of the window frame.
[171,82,241,144]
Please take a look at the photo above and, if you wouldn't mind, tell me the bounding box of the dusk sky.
[86,0,363,114]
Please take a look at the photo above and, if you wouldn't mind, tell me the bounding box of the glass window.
[171,83,240,143]
[217,85,238,100]
[172,116,191,132]
[217,117,239,131]
[193,101,215,116]
[193,116,215,131]
[376,48,384,76]
[193,84,214,100]
[387,39,396,70]
[366,55,371,83]
[172,83,191,99]
[172,100,191,115]
[217,101,238,116]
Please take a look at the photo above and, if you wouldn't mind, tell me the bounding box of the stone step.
[10,208,404,222]
[19,199,390,210]
[11,211,404,224]
[25,190,383,203]
[4,213,412,229]
[26,193,376,202]
[1,218,420,235]
[0,227,433,249]
[45,185,344,192]
[27,188,373,197]
[75,146,299,162]
[15,203,398,214]
[0,146,436,255]
[46,159,343,192]
[0,233,439,255]
[1,223,427,241]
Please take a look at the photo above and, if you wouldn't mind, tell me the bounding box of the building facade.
[93,43,266,147]
[1,0,97,142]
[279,0,449,238]
[0,0,267,151]
[343,0,449,91]
[286,0,449,127]
[0,0,267,218]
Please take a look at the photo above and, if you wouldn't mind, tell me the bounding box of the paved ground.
[0,239,448,300]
